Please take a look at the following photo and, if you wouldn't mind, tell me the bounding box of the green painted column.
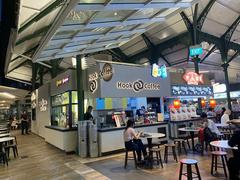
[222,63,232,110]
[32,63,37,91]
[76,55,84,121]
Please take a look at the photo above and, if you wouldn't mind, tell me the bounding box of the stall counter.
[98,122,169,156]
[45,126,77,153]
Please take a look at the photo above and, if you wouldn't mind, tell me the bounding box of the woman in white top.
[221,109,231,125]
[123,120,147,162]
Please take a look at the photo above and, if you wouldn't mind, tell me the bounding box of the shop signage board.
[189,45,203,57]
[56,76,69,87]
[38,98,48,112]
[87,62,171,98]
[151,63,167,78]
[182,72,204,85]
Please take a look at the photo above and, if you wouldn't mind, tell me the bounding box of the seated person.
[11,117,18,130]
[123,119,147,162]
[228,122,240,180]
[221,109,231,125]
[201,112,221,143]
[207,107,216,117]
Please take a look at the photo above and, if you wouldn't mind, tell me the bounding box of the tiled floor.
[0,131,230,180]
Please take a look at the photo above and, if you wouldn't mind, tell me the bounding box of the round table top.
[229,119,240,124]
[210,140,238,150]
[178,127,201,132]
[0,137,14,143]
[215,123,229,128]
[140,132,165,139]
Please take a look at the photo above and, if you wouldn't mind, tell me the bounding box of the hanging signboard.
[172,85,213,96]
[151,64,167,78]
[189,45,203,57]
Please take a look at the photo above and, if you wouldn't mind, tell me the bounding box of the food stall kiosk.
[44,70,78,152]
[86,61,170,156]
[167,71,214,138]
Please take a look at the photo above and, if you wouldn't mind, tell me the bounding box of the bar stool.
[164,143,178,163]
[179,159,201,180]
[174,139,187,155]
[124,149,137,169]
[5,136,18,158]
[211,151,228,177]
[149,147,163,168]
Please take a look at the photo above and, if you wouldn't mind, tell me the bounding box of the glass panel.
[79,0,105,3]
[92,10,133,23]
[111,0,146,3]
[72,104,78,126]
[112,25,136,32]
[65,10,95,25]
[129,9,161,19]
[51,105,69,128]
[72,91,78,103]
[52,92,70,106]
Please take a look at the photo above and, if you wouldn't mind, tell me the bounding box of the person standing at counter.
[207,107,216,117]
[84,106,93,120]
[136,106,146,118]
[123,120,147,163]
[21,111,29,135]
[221,109,231,125]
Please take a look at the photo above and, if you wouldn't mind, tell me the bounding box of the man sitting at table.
[228,122,240,180]
[123,119,147,163]
[201,113,221,145]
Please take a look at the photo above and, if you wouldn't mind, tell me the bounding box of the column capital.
[221,63,229,70]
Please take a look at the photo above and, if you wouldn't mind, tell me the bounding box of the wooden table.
[0,133,10,138]
[0,137,14,143]
[178,127,201,152]
[210,140,238,150]
[229,119,240,125]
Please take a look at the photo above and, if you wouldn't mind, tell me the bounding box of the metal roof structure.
[3,0,240,85]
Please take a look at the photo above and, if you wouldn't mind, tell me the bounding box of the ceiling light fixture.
[114,12,118,16]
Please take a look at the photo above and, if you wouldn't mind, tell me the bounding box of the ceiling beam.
[8,60,32,74]
[196,0,216,30]
[19,0,64,33]
[108,48,129,62]
[74,2,194,11]
[200,45,216,63]
[32,0,80,62]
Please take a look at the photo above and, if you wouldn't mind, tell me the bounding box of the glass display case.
[51,91,78,128]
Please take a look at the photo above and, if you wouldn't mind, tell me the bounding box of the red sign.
[183,72,204,85]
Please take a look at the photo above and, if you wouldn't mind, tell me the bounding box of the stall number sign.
[39,98,48,112]
[116,79,160,92]
[56,77,69,87]
[31,92,36,109]
[183,72,204,85]
[152,64,167,78]
[189,45,203,57]
[89,63,113,93]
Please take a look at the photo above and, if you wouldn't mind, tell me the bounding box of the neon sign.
[152,64,167,78]
[183,72,204,85]
[56,77,69,87]
[189,45,203,57]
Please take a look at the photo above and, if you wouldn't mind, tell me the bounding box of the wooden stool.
[211,151,228,178]
[124,149,137,169]
[179,159,201,180]
[149,147,163,168]
[164,143,178,163]
[174,139,187,155]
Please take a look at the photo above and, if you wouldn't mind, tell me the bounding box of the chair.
[5,136,18,158]
[174,139,187,155]
[211,151,228,178]
[164,143,178,163]
[124,149,137,169]
[0,145,8,166]
[149,147,163,168]
[179,159,201,180]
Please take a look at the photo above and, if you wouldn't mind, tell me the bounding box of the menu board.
[52,92,70,106]
[172,85,213,96]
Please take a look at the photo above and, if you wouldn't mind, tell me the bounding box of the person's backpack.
[204,127,218,142]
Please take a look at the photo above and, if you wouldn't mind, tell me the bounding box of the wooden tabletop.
[0,137,14,143]
[178,127,201,132]
[229,119,240,124]
[140,132,165,139]
[210,140,238,150]
[0,133,10,138]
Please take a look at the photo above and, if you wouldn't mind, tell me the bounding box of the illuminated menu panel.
[172,85,213,96]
